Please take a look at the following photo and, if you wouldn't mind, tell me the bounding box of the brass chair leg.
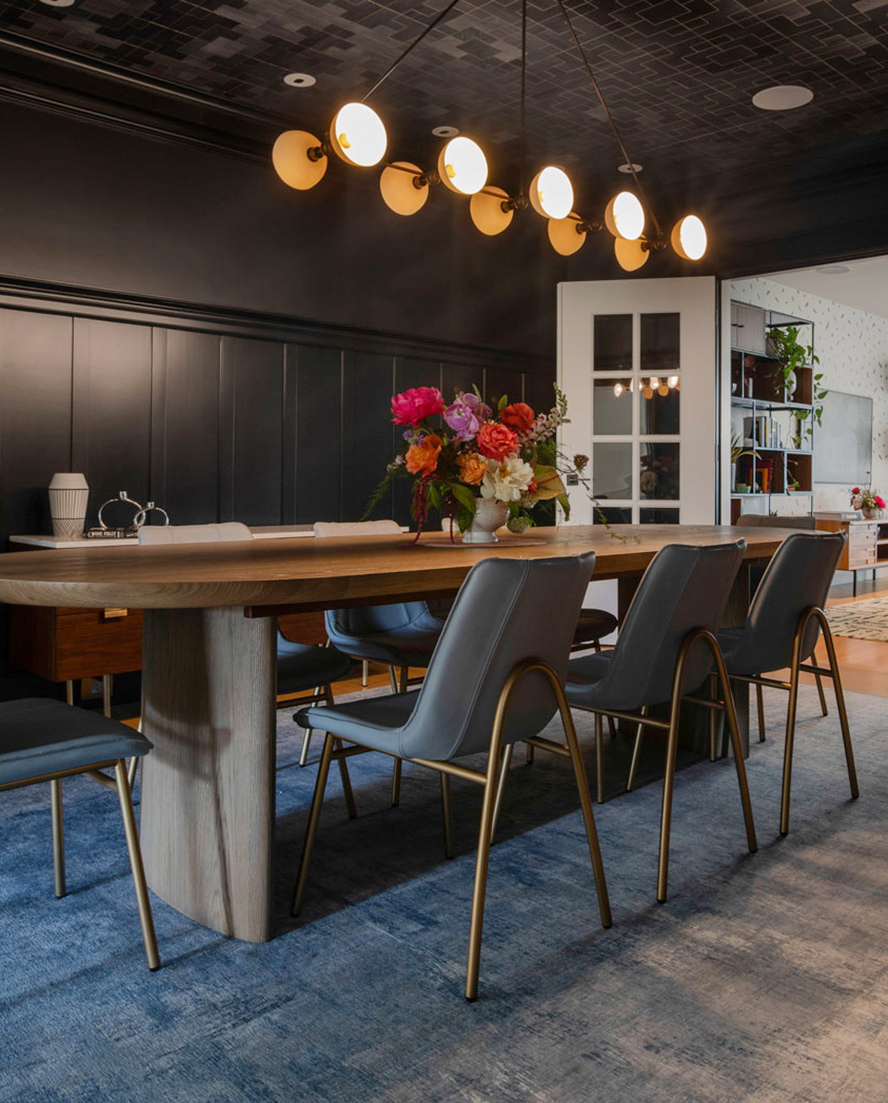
[362,659,369,687]
[817,614,859,801]
[626,706,648,792]
[780,637,802,837]
[490,743,514,841]
[594,713,604,804]
[465,714,506,1001]
[50,777,66,898]
[127,756,139,788]
[440,772,454,859]
[756,681,766,742]
[709,673,719,761]
[814,670,829,717]
[388,666,399,693]
[292,733,335,917]
[656,683,684,904]
[299,729,313,767]
[525,741,535,765]
[65,680,75,706]
[556,687,611,930]
[606,714,618,739]
[114,760,160,971]
[391,759,402,806]
[710,643,757,858]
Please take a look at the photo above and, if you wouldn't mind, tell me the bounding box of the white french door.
[557,275,719,526]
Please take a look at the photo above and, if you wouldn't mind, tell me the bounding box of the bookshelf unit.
[730,303,816,524]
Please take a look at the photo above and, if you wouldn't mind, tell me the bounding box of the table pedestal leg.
[140,607,276,942]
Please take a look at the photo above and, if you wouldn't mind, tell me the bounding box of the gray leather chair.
[564,541,757,903]
[290,553,612,1001]
[315,521,446,807]
[0,698,160,970]
[718,531,858,835]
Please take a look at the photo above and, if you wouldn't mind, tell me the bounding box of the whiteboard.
[814,391,873,484]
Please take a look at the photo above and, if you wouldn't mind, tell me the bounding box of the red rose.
[500,402,535,432]
[851,487,861,495]
[476,421,518,461]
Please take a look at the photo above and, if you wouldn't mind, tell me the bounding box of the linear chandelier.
[271,0,707,271]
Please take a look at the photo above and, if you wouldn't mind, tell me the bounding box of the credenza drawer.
[9,605,143,681]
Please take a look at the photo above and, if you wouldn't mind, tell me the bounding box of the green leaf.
[532,464,567,501]
[497,394,508,413]
[448,483,478,514]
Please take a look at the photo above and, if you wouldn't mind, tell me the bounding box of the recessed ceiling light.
[283,72,316,88]
[817,265,851,274]
[38,0,76,6]
[432,125,459,138]
[752,85,814,111]
[618,162,642,174]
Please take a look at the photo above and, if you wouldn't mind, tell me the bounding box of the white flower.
[480,454,535,502]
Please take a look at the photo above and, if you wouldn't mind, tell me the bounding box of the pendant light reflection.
[438,136,488,195]
[604,191,645,241]
[614,237,650,272]
[529,166,574,220]
[272,130,328,191]
[547,213,586,255]
[380,162,429,215]
[667,375,679,389]
[330,103,387,167]
[613,381,624,397]
[470,186,514,235]
[671,214,707,260]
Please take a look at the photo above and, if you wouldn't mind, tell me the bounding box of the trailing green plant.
[767,324,827,444]
[730,430,759,464]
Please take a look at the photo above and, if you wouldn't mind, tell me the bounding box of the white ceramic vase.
[462,498,509,544]
[48,473,89,539]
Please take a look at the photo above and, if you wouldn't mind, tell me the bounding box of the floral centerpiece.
[850,483,885,519]
[365,383,588,543]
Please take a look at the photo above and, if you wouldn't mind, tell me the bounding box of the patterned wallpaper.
[731,277,888,515]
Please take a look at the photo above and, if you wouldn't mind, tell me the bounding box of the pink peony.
[391,386,445,427]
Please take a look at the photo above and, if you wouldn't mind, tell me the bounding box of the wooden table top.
[0,524,792,611]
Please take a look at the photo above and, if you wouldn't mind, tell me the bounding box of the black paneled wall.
[0,300,552,543]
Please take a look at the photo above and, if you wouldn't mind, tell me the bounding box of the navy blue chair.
[564,542,757,903]
[0,698,160,970]
[314,521,446,806]
[290,552,611,1001]
[717,531,858,835]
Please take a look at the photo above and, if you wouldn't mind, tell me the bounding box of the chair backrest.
[314,519,424,635]
[587,541,746,711]
[731,531,846,672]
[398,553,597,760]
[313,520,401,537]
[138,522,252,545]
[735,514,816,530]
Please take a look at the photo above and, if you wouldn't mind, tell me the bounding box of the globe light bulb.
[671,214,707,260]
[529,166,574,219]
[331,103,387,167]
[438,137,488,195]
[604,191,645,240]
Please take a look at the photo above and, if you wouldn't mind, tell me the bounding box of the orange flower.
[477,421,518,461]
[405,434,442,477]
[501,402,535,432]
[457,451,487,485]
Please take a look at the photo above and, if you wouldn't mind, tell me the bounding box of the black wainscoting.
[0,282,553,542]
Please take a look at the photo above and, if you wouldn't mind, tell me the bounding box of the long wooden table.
[0,524,792,942]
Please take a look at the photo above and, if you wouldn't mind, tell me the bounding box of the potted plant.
[850,483,886,520]
[766,324,827,443]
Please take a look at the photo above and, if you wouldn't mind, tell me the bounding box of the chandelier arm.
[520,0,527,196]
[554,0,663,240]
[362,0,463,103]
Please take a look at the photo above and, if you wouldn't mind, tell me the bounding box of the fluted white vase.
[48,473,89,539]
[462,498,509,544]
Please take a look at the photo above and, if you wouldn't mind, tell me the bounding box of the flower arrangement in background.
[365,383,591,540]
[850,482,885,517]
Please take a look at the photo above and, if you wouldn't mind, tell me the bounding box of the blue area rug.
[1,685,886,1102]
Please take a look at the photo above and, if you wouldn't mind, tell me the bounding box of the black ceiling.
[1,0,887,270]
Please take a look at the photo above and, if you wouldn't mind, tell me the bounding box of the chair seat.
[330,624,444,669]
[0,699,152,787]
[573,608,618,647]
[295,691,421,754]
[277,640,352,696]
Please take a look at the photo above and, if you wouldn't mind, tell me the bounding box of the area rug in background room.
[826,594,888,641]
[1,684,887,1103]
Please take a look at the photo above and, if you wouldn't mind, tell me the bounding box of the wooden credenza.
[816,518,884,595]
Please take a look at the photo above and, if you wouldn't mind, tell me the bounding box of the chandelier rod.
[554,0,663,239]
[520,0,527,196]
[362,0,463,103]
